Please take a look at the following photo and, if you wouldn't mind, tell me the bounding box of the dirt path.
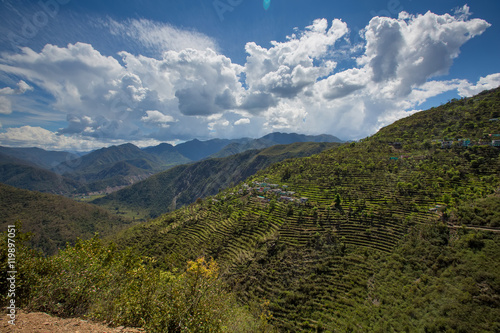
[447,223,500,233]
[1,310,145,333]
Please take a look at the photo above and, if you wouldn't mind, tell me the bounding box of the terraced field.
[112,88,500,331]
[113,137,499,330]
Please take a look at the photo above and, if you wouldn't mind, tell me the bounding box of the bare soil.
[1,310,145,333]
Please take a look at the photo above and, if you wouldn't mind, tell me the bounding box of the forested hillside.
[111,87,500,331]
[0,183,133,255]
[0,152,81,195]
[93,142,340,218]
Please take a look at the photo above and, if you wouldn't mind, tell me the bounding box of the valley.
[1,87,499,332]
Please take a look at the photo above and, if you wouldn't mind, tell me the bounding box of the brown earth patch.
[1,310,144,333]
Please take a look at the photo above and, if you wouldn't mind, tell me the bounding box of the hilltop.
[110,87,500,331]
[371,88,500,144]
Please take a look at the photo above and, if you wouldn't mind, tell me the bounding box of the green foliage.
[93,142,339,219]
[0,183,133,255]
[340,224,500,332]
[0,232,271,332]
[452,195,500,227]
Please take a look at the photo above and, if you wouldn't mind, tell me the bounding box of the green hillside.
[0,183,134,255]
[0,153,81,195]
[371,87,500,144]
[3,88,499,332]
[110,88,500,331]
[93,141,340,218]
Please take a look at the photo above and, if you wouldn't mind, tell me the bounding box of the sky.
[0,0,499,151]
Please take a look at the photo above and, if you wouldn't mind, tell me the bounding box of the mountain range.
[0,132,343,195]
[1,87,499,332]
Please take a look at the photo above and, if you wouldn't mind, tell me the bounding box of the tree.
[334,193,342,209]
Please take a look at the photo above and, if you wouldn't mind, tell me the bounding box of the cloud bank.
[0,7,498,150]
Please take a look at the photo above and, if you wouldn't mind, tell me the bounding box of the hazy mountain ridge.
[0,146,79,170]
[0,152,81,195]
[209,133,343,159]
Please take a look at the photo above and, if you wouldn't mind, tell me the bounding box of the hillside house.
[458,139,471,147]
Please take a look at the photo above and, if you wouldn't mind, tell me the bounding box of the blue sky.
[0,0,499,151]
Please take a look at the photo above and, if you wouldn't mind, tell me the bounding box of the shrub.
[1,231,270,332]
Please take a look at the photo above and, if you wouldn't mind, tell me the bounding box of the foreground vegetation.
[0,229,272,332]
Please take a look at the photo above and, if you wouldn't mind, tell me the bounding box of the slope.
[111,87,500,331]
[93,141,341,218]
[0,183,134,255]
[0,152,81,195]
[371,87,500,144]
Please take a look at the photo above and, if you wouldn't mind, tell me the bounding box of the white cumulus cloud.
[141,110,176,128]
[234,118,250,125]
[458,73,500,97]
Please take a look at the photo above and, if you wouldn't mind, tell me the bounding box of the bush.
[1,232,270,332]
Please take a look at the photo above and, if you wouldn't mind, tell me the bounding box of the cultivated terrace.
[112,88,500,331]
